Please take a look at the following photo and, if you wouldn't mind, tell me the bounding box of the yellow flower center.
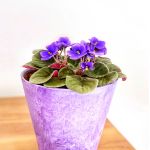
[87,58,90,61]
[85,67,89,71]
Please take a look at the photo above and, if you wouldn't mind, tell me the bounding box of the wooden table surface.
[0,97,135,150]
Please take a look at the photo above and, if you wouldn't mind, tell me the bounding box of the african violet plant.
[23,37,126,94]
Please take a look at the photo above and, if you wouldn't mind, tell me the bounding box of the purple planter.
[21,70,117,150]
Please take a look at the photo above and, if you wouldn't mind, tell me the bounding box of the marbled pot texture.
[21,70,117,150]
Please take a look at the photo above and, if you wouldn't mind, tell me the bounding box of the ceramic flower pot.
[21,70,117,150]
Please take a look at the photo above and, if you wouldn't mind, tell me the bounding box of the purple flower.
[80,40,96,60]
[40,42,58,60]
[80,41,95,58]
[89,37,107,55]
[80,62,94,71]
[68,43,87,60]
[57,37,71,49]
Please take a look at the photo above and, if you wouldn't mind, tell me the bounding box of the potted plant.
[21,37,126,150]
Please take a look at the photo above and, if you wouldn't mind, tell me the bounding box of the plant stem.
[64,48,67,61]
[53,56,59,63]
[93,55,96,63]
[59,49,63,56]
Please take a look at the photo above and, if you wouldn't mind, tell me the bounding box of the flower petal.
[88,44,95,52]
[80,62,86,70]
[68,43,87,60]
[95,47,107,56]
[95,41,105,49]
[40,50,49,57]
[57,37,71,49]
[46,42,58,53]
[87,62,94,70]
[68,53,86,60]
[41,56,52,60]
[40,51,52,60]
[89,37,99,45]
[58,37,71,45]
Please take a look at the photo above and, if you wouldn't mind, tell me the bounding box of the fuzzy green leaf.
[66,75,98,94]
[95,57,112,64]
[98,71,118,87]
[32,52,54,68]
[107,63,121,72]
[44,77,65,87]
[32,49,43,54]
[29,67,54,84]
[58,67,74,79]
[23,61,39,69]
[67,57,80,68]
[84,62,109,78]
[118,72,127,81]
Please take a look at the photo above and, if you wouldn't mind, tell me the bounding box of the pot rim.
[21,69,117,93]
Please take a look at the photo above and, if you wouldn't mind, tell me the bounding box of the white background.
[0,0,149,149]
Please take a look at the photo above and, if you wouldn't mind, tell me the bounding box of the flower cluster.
[40,37,71,61]
[40,37,107,71]
[23,36,126,94]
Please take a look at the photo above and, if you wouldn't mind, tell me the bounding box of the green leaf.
[107,63,121,72]
[44,77,66,87]
[32,52,54,68]
[98,71,118,87]
[29,67,54,84]
[84,62,109,78]
[23,61,39,69]
[67,57,80,68]
[95,57,112,64]
[58,67,74,79]
[66,75,98,94]
[118,72,127,81]
[106,64,127,81]
[32,49,43,54]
